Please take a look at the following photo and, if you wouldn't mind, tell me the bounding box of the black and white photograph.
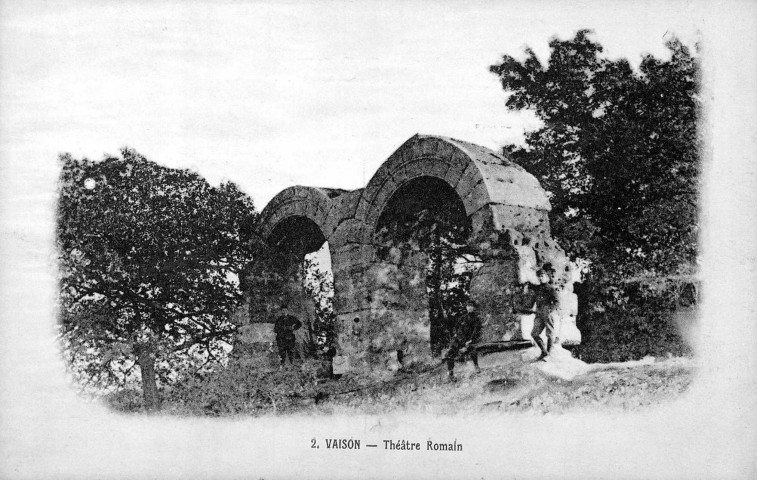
[1,1,756,478]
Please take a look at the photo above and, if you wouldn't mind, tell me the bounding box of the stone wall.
[245,133,581,376]
[333,247,432,374]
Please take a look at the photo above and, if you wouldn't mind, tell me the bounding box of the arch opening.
[268,215,326,257]
[239,215,334,364]
[375,177,470,246]
[373,176,481,356]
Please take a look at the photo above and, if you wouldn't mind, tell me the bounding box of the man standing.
[274,306,302,367]
[442,300,482,381]
[530,263,560,361]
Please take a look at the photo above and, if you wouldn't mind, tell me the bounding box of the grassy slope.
[307,350,694,416]
[108,349,694,416]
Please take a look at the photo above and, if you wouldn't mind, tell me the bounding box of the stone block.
[332,244,374,271]
[494,227,525,248]
[292,185,311,199]
[304,202,319,226]
[335,312,372,357]
[363,213,382,242]
[433,137,457,161]
[268,187,297,205]
[469,208,495,242]
[407,137,427,160]
[425,158,452,179]
[313,203,330,229]
[443,150,471,186]
[332,354,351,374]
[472,158,509,180]
[486,177,551,211]
[455,163,483,199]
[420,136,443,157]
[398,157,428,181]
[321,207,342,241]
[343,189,365,218]
[355,186,380,222]
[461,179,491,215]
[470,261,519,300]
[514,245,539,284]
[329,218,366,247]
[489,204,550,236]
[333,268,374,314]
[363,175,402,230]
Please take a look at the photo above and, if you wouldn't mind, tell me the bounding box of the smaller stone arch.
[237,186,341,364]
[258,185,335,245]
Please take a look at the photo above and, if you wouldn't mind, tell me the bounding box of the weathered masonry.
[237,134,580,374]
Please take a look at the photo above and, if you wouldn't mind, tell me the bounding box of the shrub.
[161,357,322,416]
[103,388,144,413]
[573,276,696,363]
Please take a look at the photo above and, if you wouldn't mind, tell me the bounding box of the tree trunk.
[136,341,160,411]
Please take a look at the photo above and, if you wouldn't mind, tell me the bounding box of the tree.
[302,253,336,358]
[490,31,701,361]
[57,149,259,409]
[490,30,701,277]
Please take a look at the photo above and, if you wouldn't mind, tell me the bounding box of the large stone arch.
[248,134,581,376]
[355,134,552,245]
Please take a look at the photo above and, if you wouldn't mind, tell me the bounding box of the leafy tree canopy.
[490,30,701,277]
[57,148,259,409]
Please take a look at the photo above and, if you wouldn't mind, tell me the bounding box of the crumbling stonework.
[243,134,580,374]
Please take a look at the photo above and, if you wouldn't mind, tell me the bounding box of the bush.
[103,388,144,413]
[573,276,696,363]
[160,357,323,416]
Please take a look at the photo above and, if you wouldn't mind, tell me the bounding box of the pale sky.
[1,0,703,212]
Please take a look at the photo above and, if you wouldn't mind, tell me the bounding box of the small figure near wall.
[530,263,560,361]
[442,300,482,381]
[274,305,302,368]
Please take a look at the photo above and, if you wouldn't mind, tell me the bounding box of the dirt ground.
[305,347,695,416]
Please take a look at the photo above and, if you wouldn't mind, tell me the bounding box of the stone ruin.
[233,134,581,375]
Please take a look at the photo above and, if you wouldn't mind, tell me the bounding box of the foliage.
[421,211,481,354]
[490,30,701,277]
[57,148,259,408]
[573,276,696,362]
[302,253,337,358]
[490,31,701,360]
[152,357,322,416]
